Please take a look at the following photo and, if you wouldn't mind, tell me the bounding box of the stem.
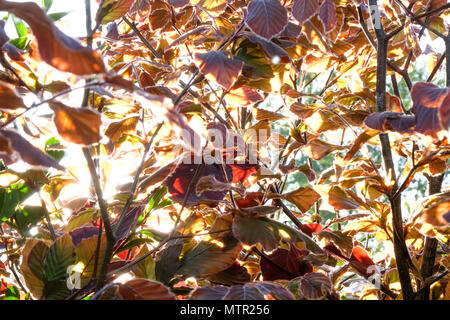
[369,0,414,299]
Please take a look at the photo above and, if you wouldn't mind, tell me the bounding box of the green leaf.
[0,183,33,222]
[43,233,76,282]
[45,137,65,161]
[28,240,49,280]
[41,0,53,12]
[12,15,27,38]
[5,286,20,300]
[9,37,28,50]
[14,206,45,235]
[48,11,70,22]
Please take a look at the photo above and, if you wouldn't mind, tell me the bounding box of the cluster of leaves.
[0,0,449,300]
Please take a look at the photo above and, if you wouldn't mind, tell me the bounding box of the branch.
[114,122,163,233]
[122,16,162,60]
[368,0,414,300]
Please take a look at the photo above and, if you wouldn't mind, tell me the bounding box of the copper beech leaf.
[283,187,321,213]
[117,279,177,300]
[0,80,27,112]
[0,1,105,75]
[244,33,291,64]
[0,129,65,171]
[49,101,102,145]
[194,51,243,90]
[302,139,348,160]
[292,0,319,25]
[225,87,263,106]
[207,261,251,286]
[105,117,139,143]
[176,214,242,277]
[260,244,313,281]
[232,215,324,253]
[318,0,337,33]
[190,282,294,300]
[411,82,449,137]
[297,272,332,300]
[246,0,288,40]
[96,0,136,25]
[20,239,49,299]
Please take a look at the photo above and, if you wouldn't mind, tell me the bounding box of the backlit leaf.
[194,51,243,90]
[0,1,105,75]
[246,0,288,40]
[292,0,319,25]
[49,101,102,145]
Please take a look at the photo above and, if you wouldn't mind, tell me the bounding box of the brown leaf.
[260,244,313,281]
[0,129,65,171]
[302,139,348,160]
[422,200,450,227]
[118,279,177,300]
[104,117,139,143]
[225,86,263,106]
[246,0,288,40]
[49,101,102,145]
[297,272,332,300]
[344,130,378,162]
[0,1,105,75]
[318,0,337,33]
[328,186,360,210]
[194,51,243,90]
[316,229,353,259]
[292,0,319,25]
[0,80,27,112]
[283,187,321,213]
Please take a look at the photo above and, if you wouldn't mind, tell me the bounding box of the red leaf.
[246,0,288,40]
[319,0,337,33]
[235,192,266,208]
[299,223,326,237]
[0,1,105,75]
[194,51,243,90]
[229,163,258,185]
[260,244,313,281]
[166,161,233,207]
[349,246,376,278]
[292,0,319,25]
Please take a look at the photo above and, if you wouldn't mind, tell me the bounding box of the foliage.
[0,0,449,301]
